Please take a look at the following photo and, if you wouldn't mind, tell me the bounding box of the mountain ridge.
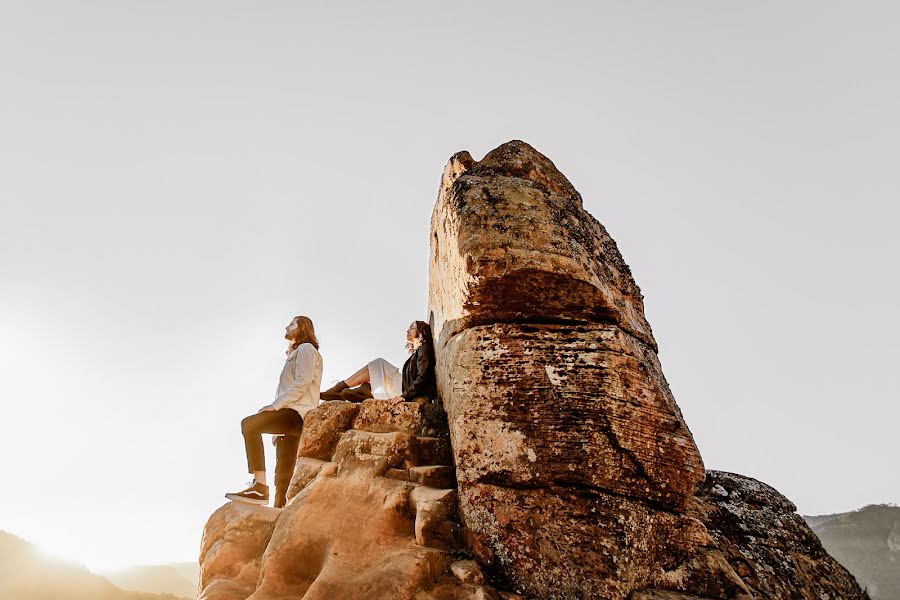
[803,504,900,600]
[0,529,193,600]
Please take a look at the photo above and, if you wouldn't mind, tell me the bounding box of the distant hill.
[805,504,900,600]
[100,563,200,598]
[0,530,191,600]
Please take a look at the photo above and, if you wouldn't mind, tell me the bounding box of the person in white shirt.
[225,315,323,507]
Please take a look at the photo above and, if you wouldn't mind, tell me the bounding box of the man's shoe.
[320,380,349,401]
[341,382,373,403]
[225,479,270,505]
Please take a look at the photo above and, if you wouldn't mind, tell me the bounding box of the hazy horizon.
[2,1,897,572]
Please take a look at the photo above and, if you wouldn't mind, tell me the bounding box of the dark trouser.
[241,408,303,506]
[272,435,300,508]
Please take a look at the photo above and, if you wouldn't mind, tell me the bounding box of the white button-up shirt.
[271,342,322,417]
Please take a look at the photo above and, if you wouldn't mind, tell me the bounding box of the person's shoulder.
[297,342,321,355]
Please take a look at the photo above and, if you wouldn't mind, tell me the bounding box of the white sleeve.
[272,344,317,409]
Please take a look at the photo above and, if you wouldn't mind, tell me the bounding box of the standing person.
[320,320,436,404]
[225,315,322,507]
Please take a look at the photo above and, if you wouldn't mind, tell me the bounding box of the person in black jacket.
[320,320,436,404]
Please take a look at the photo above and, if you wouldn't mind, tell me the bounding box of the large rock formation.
[428,140,868,599]
[198,140,867,600]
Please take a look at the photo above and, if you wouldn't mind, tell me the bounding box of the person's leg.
[365,358,400,400]
[241,409,303,484]
[273,410,303,508]
[321,364,372,401]
[321,364,371,400]
[343,364,371,387]
[273,424,303,508]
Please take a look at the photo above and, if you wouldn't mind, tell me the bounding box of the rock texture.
[687,471,868,600]
[198,140,868,600]
[427,140,868,599]
[199,502,280,598]
[199,399,500,600]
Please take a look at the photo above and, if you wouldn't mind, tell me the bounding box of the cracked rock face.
[429,141,710,598]
[428,140,867,599]
[429,141,704,508]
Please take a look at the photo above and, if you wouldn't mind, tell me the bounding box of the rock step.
[410,486,458,550]
[331,430,452,475]
[286,457,327,501]
[385,465,456,488]
[408,436,452,468]
[351,398,429,435]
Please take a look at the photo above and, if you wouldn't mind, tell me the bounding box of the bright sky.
[1,1,897,573]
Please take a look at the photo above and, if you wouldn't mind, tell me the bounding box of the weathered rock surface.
[198,140,867,600]
[687,471,869,600]
[429,141,712,598]
[353,398,430,435]
[198,502,280,596]
[295,400,359,460]
[427,140,868,599]
[198,398,501,600]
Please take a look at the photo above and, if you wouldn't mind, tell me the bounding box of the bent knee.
[241,415,256,435]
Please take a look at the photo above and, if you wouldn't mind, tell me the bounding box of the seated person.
[225,315,322,508]
[321,320,436,404]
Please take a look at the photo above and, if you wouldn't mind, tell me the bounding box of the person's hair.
[288,315,319,353]
[406,320,433,353]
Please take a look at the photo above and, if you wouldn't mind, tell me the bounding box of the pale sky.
[1,1,897,573]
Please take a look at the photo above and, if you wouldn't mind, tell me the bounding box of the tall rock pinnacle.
[429,140,704,508]
[427,140,866,599]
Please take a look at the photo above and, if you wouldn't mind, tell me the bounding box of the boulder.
[250,472,448,600]
[297,400,359,460]
[353,398,429,435]
[198,502,280,596]
[285,457,326,503]
[685,471,868,599]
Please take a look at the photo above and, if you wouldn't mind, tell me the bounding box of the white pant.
[367,357,402,399]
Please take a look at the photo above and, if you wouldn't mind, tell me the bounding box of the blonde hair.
[288,315,319,354]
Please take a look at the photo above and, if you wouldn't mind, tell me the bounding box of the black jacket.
[400,343,437,400]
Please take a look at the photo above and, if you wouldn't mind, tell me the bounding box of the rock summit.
[198,141,867,600]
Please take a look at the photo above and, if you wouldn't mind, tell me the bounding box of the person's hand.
[258,404,276,413]
[389,396,405,405]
